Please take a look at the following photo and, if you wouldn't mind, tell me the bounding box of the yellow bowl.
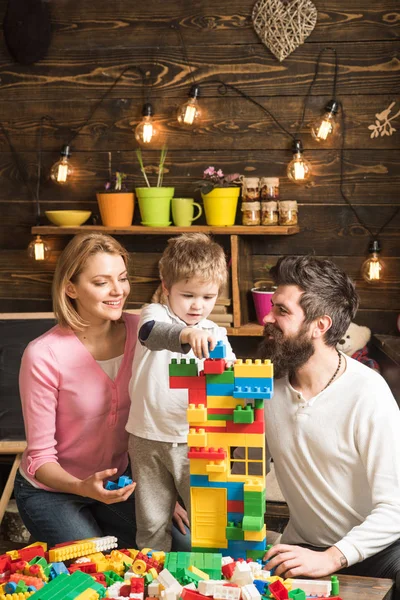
[45,210,92,226]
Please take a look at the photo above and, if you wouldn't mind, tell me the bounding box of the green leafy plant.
[136,146,168,188]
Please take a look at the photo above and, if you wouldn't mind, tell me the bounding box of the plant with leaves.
[195,166,241,195]
[104,171,129,192]
[136,146,168,188]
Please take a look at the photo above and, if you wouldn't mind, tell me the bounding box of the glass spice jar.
[241,177,260,202]
[241,201,261,225]
[279,200,298,225]
[261,200,279,226]
[260,177,279,200]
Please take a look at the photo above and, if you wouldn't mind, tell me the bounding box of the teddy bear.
[336,322,380,372]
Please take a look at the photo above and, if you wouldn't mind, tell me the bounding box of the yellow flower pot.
[201,187,240,226]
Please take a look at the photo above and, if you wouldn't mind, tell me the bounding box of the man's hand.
[77,468,136,504]
[172,502,190,534]
[180,328,216,359]
[263,544,347,579]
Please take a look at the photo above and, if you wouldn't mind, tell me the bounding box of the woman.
[14,232,190,549]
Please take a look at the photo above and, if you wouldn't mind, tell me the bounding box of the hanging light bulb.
[287,139,312,184]
[135,103,157,145]
[177,84,201,128]
[50,145,74,185]
[27,235,51,261]
[361,240,386,284]
[311,100,340,142]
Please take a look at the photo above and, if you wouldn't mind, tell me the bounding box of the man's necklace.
[323,350,342,390]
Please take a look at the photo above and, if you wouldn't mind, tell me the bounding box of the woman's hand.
[77,468,136,504]
[172,502,190,534]
[180,328,216,359]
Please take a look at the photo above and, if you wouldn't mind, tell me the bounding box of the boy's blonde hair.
[52,232,129,330]
[159,233,228,291]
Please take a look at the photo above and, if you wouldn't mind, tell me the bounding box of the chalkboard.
[0,319,55,439]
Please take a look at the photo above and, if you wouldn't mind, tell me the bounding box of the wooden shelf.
[226,323,264,337]
[31,225,299,236]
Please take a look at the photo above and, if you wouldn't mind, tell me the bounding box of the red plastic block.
[120,583,132,596]
[226,421,264,434]
[202,426,226,433]
[222,562,235,579]
[10,559,27,574]
[131,578,145,593]
[227,500,244,513]
[269,580,288,600]
[181,588,208,600]
[189,388,207,406]
[0,555,12,574]
[17,546,45,562]
[254,408,264,422]
[203,359,226,374]
[170,373,206,390]
[68,561,97,574]
[93,572,107,586]
[188,447,226,460]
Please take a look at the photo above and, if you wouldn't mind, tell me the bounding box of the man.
[261,256,400,597]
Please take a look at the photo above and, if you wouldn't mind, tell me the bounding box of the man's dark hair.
[270,255,359,347]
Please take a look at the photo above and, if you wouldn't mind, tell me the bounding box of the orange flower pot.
[96,192,135,227]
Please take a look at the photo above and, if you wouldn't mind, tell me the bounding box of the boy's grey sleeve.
[139,320,191,353]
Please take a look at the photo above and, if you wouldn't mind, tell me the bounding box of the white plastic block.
[158,569,181,589]
[241,584,261,600]
[198,580,227,596]
[161,587,182,600]
[92,535,118,552]
[231,562,253,586]
[183,583,197,591]
[148,581,161,597]
[213,584,241,600]
[291,579,331,597]
[221,557,234,566]
[246,562,262,577]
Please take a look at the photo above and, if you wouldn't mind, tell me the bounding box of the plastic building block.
[290,579,331,597]
[233,405,254,424]
[269,580,289,600]
[188,389,207,406]
[206,383,235,396]
[203,359,226,375]
[234,359,273,379]
[169,358,198,377]
[213,584,241,600]
[209,341,226,359]
[233,386,273,400]
[187,404,207,423]
[242,515,264,531]
[331,575,340,596]
[170,375,206,390]
[288,590,306,600]
[241,583,261,600]
[243,526,266,542]
[206,370,235,385]
[226,522,244,541]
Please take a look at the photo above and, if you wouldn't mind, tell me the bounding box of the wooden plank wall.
[0,0,399,334]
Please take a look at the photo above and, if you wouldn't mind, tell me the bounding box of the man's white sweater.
[264,353,400,566]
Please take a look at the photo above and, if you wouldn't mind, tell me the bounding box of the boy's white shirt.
[126,302,235,443]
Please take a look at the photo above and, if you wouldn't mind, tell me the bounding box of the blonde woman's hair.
[159,233,228,292]
[52,233,129,330]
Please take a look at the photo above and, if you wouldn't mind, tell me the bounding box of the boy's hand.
[180,328,216,359]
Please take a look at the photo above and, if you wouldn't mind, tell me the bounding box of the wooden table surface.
[331,574,393,599]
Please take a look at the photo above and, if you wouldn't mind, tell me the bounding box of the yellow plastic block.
[86,552,109,572]
[132,558,147,574]
[244,525,266,541]
[188,428,208,447]
[148,567,158,579]
[5,550,19,560]
[49,541,96,562]
[245,434,265,446]
[110,549,133,564]
[74,590,100,600]
[191,420,227,428]
[189,459,211,475]
[151,551,166,564]
[188,565,209,579]
[207,396,246,409]
[267,576,292,592]
[0,594,34,600]
[140,547,152,556]
[191,487,228,549]
[205,461,227,473]
[207,433,248,447]
[127,549,139,559]
[244,480,265,492]
[234,359,273,378]
[187,404,207,423]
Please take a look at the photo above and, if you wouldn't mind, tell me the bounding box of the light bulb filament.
[316,119,332,141]
[368,259,381,280]
[183,104,197,125]
[57,163,69,183]
[142,122,153,143]
[293,161,306,180]
[34,241,45,261]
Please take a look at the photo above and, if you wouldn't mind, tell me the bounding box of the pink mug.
[252,288,274,326]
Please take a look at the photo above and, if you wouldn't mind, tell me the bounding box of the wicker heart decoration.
[252,0,317,62]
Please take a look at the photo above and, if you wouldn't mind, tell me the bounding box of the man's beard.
[258,323,315,379]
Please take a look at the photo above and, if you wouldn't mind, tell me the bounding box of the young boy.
[126,233,235,551]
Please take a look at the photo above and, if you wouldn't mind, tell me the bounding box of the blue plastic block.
[234,376,273,388]
[117,475,133,487]
[209,341,226,359]
[227,512,243,523]
[105,481,119,490]
[206,383,235,396]
[190,475,209,487]
[208,480,244,501]
[253,580,268,594]
[50,563,69,578]
[233,385,273,400]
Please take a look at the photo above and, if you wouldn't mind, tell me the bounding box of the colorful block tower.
[169,341,273,559]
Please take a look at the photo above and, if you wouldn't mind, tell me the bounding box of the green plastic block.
[176,567,203,585]
[203,552,222,578]
[288,589,306,600]
[206,369,235,384]
[103,570,124,585]
[207,412,233,421]
[144,572,154,585]
[169,358,198,377]
[242,515,264,531]
[244,490,266,516]
[233,405,254,423]
[246,550,267,561]
[254,399,264,409]
[331,575,340,596]
[226,521,244,541]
